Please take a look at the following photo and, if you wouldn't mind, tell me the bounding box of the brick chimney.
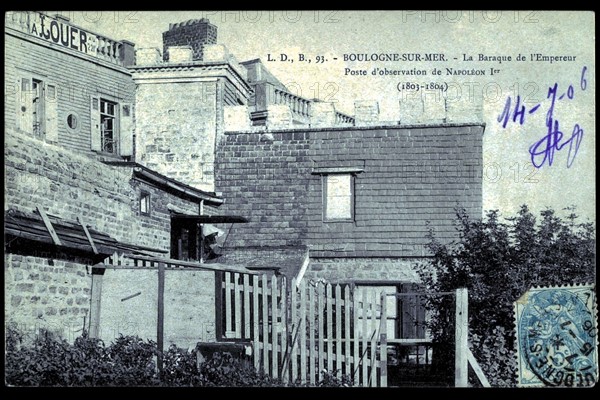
[162,18,217,62]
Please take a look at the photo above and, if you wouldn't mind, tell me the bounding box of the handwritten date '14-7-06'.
[498,66,588,169]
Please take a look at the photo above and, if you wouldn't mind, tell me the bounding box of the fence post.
[455,287,468,387]
[271,276,279,379]
[89,263,105,338]
[291,278,298,382]
[309,282,316,385]
[379,291,388,388]
[318,283,325,379]
[326,283,333,373]
[262,275,269,375]
[335,284,342,379]
[280,277,288,382]
[299,280,307,383]
[157,261,165,375]
[253,275,260,370]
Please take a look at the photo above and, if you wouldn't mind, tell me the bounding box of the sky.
[54,10,595,222]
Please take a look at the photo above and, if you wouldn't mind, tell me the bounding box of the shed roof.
[4,209,167,257]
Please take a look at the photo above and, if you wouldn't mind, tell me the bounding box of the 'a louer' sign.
[24,12,99,57]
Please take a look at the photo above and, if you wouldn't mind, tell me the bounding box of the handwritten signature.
[498,66,588,168]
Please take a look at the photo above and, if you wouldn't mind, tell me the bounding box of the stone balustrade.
[5,11,135,67]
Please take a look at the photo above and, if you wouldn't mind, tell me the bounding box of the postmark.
[515,284,597,387]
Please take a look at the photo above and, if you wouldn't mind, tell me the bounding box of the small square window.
[140,192,150,215]
[323,174,354,221]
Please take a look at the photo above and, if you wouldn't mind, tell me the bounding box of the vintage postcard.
[4,10,595,388]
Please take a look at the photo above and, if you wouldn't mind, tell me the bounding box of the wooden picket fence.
[101,255,478,387]
[220,272,388,386]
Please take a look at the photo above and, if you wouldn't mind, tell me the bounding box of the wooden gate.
[220,273,387,386]
[220,272,480,387]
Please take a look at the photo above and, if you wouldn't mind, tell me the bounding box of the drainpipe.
[199,200,204,264]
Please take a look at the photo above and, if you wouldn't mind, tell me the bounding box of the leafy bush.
[5,324,353,387]
[199,351,279,387]
[416,205,595,387]
[5,326,158,387]
[160,344,203,386]
[315,369,353,387]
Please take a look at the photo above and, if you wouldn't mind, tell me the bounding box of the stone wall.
[5,129,202,251]
[5,254,92,342]
[134,81,218,192]
[4,128,210,338]
[305,257,423,283]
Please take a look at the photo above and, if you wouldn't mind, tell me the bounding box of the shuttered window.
[15,76,58,143]
[90,96,134,158]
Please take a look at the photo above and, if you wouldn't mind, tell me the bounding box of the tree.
[416,205,595,387]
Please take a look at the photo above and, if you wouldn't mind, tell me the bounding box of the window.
[90,96,133,157]
[140,192,150,215]
[32,79,45,136]
[15,76,58,142]
[323,174,354,221]
[170,217,199,261]
[67,113,78,130]
[100,98,117,153]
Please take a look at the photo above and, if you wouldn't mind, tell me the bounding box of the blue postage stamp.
[515,284,597,387]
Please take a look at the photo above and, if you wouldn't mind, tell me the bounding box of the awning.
[170,215,249,224]
[5,208,167,256]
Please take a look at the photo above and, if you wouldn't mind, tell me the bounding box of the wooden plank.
[36,206,61,245]
[386,338,433,344]
[157,262,165,374]
[78,215,98,254]
[253,275,260,371]
[9,223,93,247]
[467,348,491,387]
[299,280,307,383]
[369,289,377,387]
[214,272,224,341]
[243,274,251,339]
[89,264,103,338]
[234,273,241,338]
[225,272,232,337]
[280,277,288,382]
[291,278,298,383]
[262,274,269,376]
[308,283,316,385]
[317,283,325,380]
[271,276,279,379]
[117,253,259,274]
[353,287,360,386]
[335,284,342,378]
[379,291,388,388]
[344,285,351,378]
[361,289,368,387]
[326,283,333,373]
[455,288,469,387]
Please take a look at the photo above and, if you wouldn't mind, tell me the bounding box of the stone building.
[213,111,484,339]
[4,12,234,347]
[5,12,484,347]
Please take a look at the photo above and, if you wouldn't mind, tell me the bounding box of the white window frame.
[140,191,151,215]
[31,78,45,136]
[99,98,119,154]
[323,173,354,222]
